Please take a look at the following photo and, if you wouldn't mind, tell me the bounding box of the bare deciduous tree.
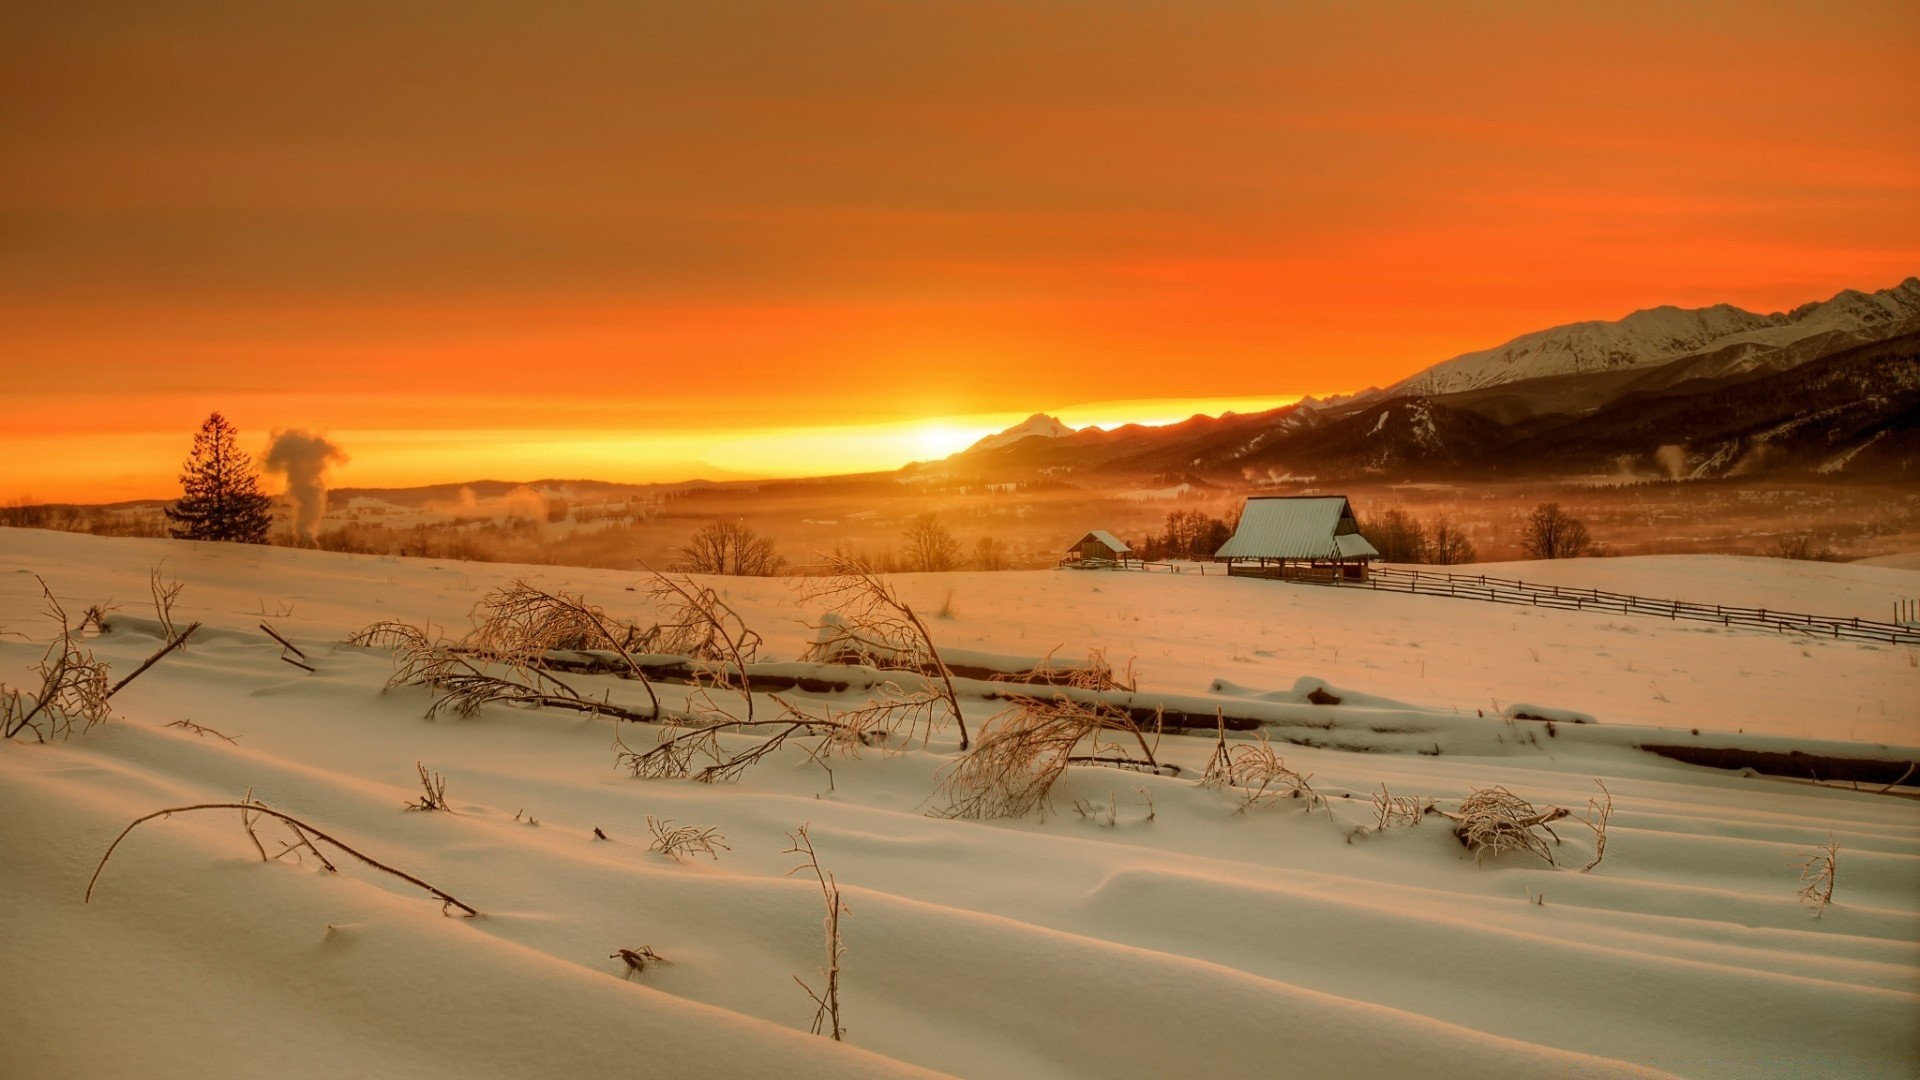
[1363,509,1429,563]
[1429,516,1477,565]
[973,535,1009,571]
[901,513,961,573]
[1521,503,1592,560]
[674,521,786,576]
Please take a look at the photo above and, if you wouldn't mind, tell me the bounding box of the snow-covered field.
[2,529,1916,1078]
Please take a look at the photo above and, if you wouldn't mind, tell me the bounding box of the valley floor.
[1,530,1915,1077]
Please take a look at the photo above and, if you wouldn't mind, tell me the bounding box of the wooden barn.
[1213,495,1379,581]
[1063,530,1135,567]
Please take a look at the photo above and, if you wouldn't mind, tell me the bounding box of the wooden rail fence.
[1274,566,1920,645]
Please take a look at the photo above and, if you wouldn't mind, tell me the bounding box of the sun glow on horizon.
[4,395,1326,504]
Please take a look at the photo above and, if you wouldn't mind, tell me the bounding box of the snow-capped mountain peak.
[1387,277,1920,398]
[967,413,1076,452]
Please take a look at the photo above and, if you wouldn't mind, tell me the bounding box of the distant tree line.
[673,512,1013,576]
[1360,503,1612,564]
[1360,509,1479,565]
[1133,508,1238,561]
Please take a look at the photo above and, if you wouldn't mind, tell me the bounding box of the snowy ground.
[1,529,1916,1078]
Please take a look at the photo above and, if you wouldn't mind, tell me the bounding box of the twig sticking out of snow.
[165,718,238,744]
[1200,716,1324,816]
[646,816,729,860]
[1580,780,1613,873]
[87,799,479,916]
[404,762,451,812]
[1370,784,1432,831]
[785,825,846,1042]
[1793,834,1839,916]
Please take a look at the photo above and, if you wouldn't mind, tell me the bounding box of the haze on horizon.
[4,1,1917,502]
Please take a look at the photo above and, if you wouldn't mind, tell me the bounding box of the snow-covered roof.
[1334,533,1380,560]
[1214,496,1376,562]
[1069,530,1131,555]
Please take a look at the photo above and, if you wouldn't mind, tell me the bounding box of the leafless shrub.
[1370,784,1432,831]
[405,762,451,812]
[646,816,730,860]
[165,718,239,744]
[1580,780,1613,872]
[1793,834,1839,915]
[469,580,653,658]
[464,581,662,716]
[3,577,112,742]
[364,618,658,723]
[87,797,479,916]
[800,550,969,749]
[611,946,670,978]
[1438,786,1569,866]
[785,825,846,1042]
[936,695,1167,821]
[1767,534,1842,562]
[644,568,761,724]
[1200,720,1324,814]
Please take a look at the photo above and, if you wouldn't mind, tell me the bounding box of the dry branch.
[258,622,307,660]
[149,565,184,642]
[105,622,201,699]
[612,946,670,977]
[785,825,845,1042]
[87,800,479,916]
[165,718,238,744]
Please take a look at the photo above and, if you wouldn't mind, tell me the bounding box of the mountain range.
[940,277,1920,485]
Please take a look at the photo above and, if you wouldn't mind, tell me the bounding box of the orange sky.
[4,1,1917,501]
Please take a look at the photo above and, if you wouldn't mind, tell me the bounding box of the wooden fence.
[1277,566,1920,645]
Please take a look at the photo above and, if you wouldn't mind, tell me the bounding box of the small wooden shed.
[1213,496,1379,582]
[1064,530,1134,567]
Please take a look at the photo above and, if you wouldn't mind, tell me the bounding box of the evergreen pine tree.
[165,413,274,543]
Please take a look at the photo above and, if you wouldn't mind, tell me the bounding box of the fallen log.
[1638,744,1919,787]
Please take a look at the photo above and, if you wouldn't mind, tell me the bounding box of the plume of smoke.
[1654,444,1688,480]
[426,484,550,523]
[263,430,348,542]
